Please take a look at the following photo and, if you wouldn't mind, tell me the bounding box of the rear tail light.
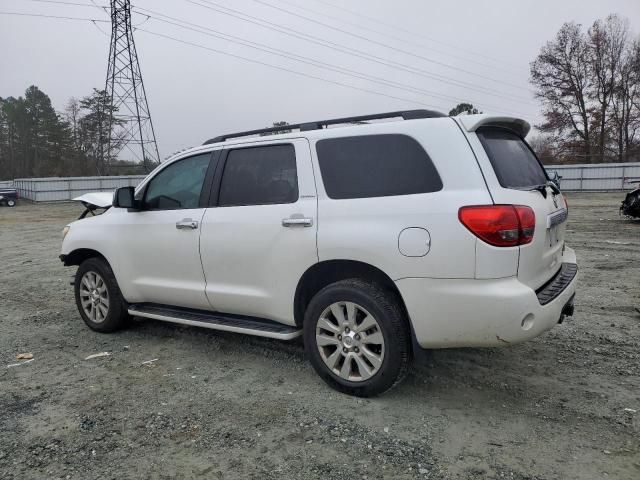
[458,205,536,247]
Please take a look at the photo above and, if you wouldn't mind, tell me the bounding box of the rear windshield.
[477,128,547,189]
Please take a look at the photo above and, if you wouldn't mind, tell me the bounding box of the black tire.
[74,257,129,333]
[7,199,16,207]
[303,279,411,397]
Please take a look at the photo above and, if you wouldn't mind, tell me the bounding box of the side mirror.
[113,186,138,210]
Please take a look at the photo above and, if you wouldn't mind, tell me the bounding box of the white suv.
[60,110,577,396]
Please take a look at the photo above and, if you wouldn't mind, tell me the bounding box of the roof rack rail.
[203,109,445,145]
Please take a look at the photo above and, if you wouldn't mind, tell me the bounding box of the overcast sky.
[2,0,639,159]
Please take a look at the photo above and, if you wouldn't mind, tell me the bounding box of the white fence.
[7,162,640,202]
[0,180,14,189]
[546,162,640,191]
[13,176,145,202]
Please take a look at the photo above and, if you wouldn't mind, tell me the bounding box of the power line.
[137,27,452,111]
[16,0,106,7]
[249,0,530,92]
[271,0,522,77]
[186,0,537,106]
[311,0,522,70]
[1,4,539,118]
[0,10,108,22]
[134,5,531,117]
[91,18,109,36]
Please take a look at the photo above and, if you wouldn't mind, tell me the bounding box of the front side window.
[143,153,211,210]
[316,134,442,199]
[218,144,298,206]
[477,127,548,189]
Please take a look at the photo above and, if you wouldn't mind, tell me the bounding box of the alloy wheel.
[315,301,385,382]
[79,271,110,323]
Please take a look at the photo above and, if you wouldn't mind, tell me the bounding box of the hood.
[72,192,113,208]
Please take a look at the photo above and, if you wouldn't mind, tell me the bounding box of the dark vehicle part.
[78,202,110,220]
[203,109,445,144]
[620,187,640,219]
[558,294,575,324]
[0,188,18,207]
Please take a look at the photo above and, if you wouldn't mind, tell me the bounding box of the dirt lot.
[0,194,638,480]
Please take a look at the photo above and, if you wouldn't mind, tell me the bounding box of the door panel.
[115,208,210,309]
[200,138,318,325]
[112,152,216,309]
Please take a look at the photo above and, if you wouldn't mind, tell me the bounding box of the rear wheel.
[7,199,15,207]
[304,279,411,397]
[74,257,129,332]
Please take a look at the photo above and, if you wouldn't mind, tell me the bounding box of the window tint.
[316,134,442,199]
[218,144,298,206]
[143,153,211,210]
[477,128,548,189]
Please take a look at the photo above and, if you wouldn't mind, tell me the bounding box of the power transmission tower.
[101,0,160,174]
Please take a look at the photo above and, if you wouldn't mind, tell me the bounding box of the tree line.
[0,86,143,181]
[530,14,640,164]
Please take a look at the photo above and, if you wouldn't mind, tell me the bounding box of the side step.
[128,303,302,340]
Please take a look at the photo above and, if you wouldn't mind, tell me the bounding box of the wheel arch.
[293,259,410,328]
[62,248,109,267]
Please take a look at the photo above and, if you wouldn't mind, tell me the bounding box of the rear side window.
[477,128,547,189]
[316,134,442,199]
[218,144,298,206]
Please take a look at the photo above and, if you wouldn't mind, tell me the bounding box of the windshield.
[477,127,548,189]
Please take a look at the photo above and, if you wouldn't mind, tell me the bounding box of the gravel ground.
[0,193,639,480]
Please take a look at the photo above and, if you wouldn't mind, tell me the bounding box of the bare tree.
[260,121,291,136]
[588,15,629,159]
[530,23,593,162]
[448,103,482,116]
[611,38,640,161]
[65,97,81,150]
[531,16,640,164]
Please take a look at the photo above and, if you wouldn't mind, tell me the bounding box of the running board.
[128,304,302,340]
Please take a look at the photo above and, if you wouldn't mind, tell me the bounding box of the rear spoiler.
[455,114,531,138]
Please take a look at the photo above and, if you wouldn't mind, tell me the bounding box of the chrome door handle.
[282,217,313,227]
[176,219,198,230]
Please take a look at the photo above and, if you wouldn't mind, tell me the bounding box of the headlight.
[62,225,71,241]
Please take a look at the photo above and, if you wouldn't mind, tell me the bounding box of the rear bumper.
[396,247,578,348]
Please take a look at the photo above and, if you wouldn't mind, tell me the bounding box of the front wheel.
[74,257,129,332]
[304,279,411,397]
[7,199,15,207]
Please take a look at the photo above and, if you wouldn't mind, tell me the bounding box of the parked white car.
[60,110,577,396]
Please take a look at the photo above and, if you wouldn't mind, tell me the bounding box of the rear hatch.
[475,127,568,290]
